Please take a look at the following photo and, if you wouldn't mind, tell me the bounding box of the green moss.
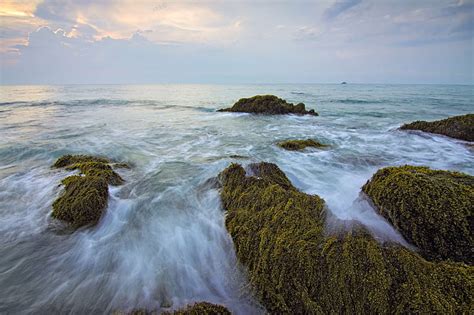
[219,162,473,314]
[164,302,231,315]
[52,175,108,228]
[53,154,111,168]
[51,154,127,228]
[400,113,474,141]
[65,162,124,186]
[116,303,230,315]
[217,95,318,116]
[362,165,473,264]
[277,139,328,151]
[113,162,132,169]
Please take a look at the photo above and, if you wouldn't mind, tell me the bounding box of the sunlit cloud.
[0,0,473,84]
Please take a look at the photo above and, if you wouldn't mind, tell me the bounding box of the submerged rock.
[118,302,231,315]
[400,113,474,141]
[164,302,231,314]
[219,162,473,314]
[51,154,127,228]
[362,165,473,264]
[277,139,328,151]
[217,95,318,116]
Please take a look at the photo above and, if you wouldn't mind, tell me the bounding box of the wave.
[328,99,385,104]
[0,99,217,113]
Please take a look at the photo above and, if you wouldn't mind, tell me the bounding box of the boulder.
[217,95,318,116]
[277,139,328,151]
[400,114,474,141]
[362,165,473,264]
[218,162,473,314]
[51,154,128,228]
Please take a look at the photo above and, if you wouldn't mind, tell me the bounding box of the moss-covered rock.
[362,165,473,264]
[65,162,124,186]
[53,154,111,168]
[51,154,127,228]
[277,139,328,151]
[116,302,231,315]
[164,302,231,315]
[217,95,318,116]
[400,114,474,141]
[52,175,108,228]
[219,162,473,314]
[112,309,157,315]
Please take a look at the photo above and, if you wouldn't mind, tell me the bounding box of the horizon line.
[1,82,473,86]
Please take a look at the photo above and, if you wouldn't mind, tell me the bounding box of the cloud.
[323,0,362,21]
[387,0,474,46]
[30,0,242,44]
[1,25,248,84]
[294,26,322,41]
[0,0,473,84]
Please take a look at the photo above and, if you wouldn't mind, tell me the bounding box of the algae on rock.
[51,154,127,228]
[52,175,108,228]
[53,154,111,168]
[64,161,124,186]
[362,165,473,264]
[219,162,473,314]
[164,302,231,315]
[277,139,328,151]
[117,302,231,315]
[400,113,474,141]
[217,95,318,116]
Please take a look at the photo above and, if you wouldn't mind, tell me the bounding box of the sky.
[0,0,473,84]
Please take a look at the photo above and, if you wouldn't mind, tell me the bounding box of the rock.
[53,154,111,168]
[52,176,108,228]
[400,114,474,141]
[277,139,328,151]
[362,165,473,264]
[164,302,231,315]
[217,95,318,116]
[246,162,294,190]
[64,161,124,186]
[218,162,473,314]
[113,309,157,315]
[118,302,231,315]
[51,154,127,228]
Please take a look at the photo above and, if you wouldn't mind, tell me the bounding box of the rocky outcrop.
[400,114,474,141]
[52,154,128,228]
[217,95,318,116]
[218,162,473,314]
[362,165,473,264]
[277,139,328,151]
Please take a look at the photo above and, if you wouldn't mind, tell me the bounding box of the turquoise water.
[0,84,473,314]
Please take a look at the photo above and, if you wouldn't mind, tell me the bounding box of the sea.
[0,84,472,314]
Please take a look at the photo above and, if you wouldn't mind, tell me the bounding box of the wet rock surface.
[362,165,474,264]
[277,139,328,151]
[219,162,473,314]
[400,113,474,141]
[51,154,128,228]
[218,95,318,116]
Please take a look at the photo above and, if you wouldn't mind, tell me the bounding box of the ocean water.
[0,84,472,314]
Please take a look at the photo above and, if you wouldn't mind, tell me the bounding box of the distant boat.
[341,81,347,84]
